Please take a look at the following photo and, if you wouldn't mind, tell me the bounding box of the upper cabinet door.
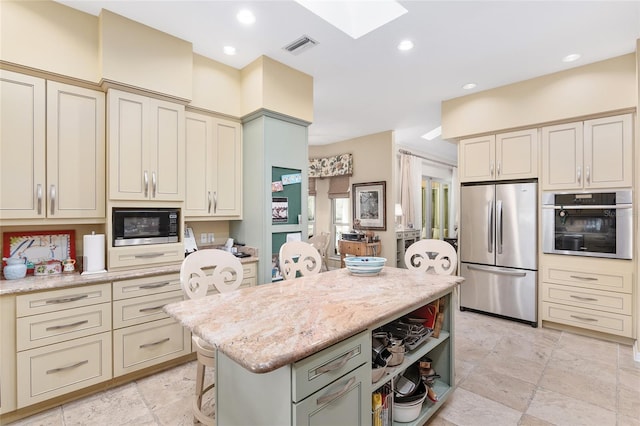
[108,89,184,201]
[211,118,242,217]
[495,129,538,181]
[184,112,213,216]
[459,135,496,182]
[583,114,632,189]
[0,70,46,219]
[47,81,105,218]
[541,122,583,190]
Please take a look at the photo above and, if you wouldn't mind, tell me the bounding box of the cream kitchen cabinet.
[108,89,185,201]
[184,111,242,219]
[540,254,634,339]
[459,129,538,182]
[0,71,105,220]
[112,273,190,376]
[541,114,632,190]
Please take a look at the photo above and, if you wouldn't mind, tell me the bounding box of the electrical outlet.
[200,233,208,244]
[208,233,215,243]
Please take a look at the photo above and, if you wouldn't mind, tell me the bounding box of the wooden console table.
[339,239,382,267]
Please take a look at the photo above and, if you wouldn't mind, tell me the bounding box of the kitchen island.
[164,266,463,425]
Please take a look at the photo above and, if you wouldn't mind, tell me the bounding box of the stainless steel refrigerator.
[459,181,537,325]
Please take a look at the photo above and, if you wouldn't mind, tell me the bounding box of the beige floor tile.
[617,383,640,421]
[618,413,640,426]
[425,414,458,425]
[527,388,616,426]
[454,359,475,386]
[455,339,492,365]
[436,387,523,425]
[555,332,618,366]
[136,362,197,410]
[61,382,156,426]
[517,413,554,426]
[539,362,616,410]
[460,367,536,412]
[618,345,640,371]
[478,352,546,385]
[491,334,555,365]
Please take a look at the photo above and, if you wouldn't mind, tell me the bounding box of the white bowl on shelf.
[344,256,386,276]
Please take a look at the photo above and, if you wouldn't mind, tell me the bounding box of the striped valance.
[309,153,353,178]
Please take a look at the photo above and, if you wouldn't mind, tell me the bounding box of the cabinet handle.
[569,275,598,281]
[45,294,89,304]
[46,360,89,374]
[37,184,43,215]
[569,295,598,302]
[46,319,89,331]
[317,376,356,406]
[213,191,218,214]
[490,162,494,177]
[49,184,56,215]
[139,337,170,348]
[139,281,171,289]
[570,314,598,322]
[208,191,212,213]
[139,305,165,313]
[134,252,164,259]
[577,166,581,184]
[497,161,501,177]
[586,166,590,185]
[315,348,357,375]
[144,171,149,197]
[152,171,157,198]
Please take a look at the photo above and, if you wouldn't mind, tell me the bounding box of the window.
[307,195,316,236]
[422,178,450,239]
[332,197,350,256]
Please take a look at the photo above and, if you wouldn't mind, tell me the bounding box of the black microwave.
[112,208,179,247]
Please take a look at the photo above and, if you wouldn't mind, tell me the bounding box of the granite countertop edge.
[0,256,258,296]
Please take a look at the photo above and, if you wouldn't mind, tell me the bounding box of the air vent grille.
[283,35,318,55]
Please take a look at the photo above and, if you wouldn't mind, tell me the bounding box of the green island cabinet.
[231,111,309,285]
[214,290,455,425]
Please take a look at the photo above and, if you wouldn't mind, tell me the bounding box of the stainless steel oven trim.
[542,190,633,260]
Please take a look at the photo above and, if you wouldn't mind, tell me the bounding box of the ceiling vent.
[283,35,318,55]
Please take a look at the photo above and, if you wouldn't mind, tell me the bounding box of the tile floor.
[7,307,640,426]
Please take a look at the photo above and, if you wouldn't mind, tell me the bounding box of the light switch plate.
[200,233,208,244]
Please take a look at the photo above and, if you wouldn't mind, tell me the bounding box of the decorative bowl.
[344,257,386,276]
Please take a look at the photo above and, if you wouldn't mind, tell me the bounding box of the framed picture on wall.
[352,181,386,230]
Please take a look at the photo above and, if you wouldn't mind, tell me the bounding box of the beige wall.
[636,40,640,358]
[99,10,193,101]
[191,53,242,117]
[442,53,636,139]
[309,131,397,266]
[0,0,100,82]
[240,56,313,122]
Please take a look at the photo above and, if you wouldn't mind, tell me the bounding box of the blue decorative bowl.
[344,256,386,276]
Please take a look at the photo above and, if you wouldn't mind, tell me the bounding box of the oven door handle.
[542,204,632,210]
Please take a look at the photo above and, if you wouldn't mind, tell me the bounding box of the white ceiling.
[56,1,640,164]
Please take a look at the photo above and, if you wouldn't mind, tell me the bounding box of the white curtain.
[450,166,459,237]
[399,153,421,229]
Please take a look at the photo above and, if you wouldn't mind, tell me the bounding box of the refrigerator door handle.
[467,264,528,277]
[496,200,503,254]
[488,201,494,253]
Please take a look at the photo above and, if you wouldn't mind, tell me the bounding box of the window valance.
[309,153,353,178]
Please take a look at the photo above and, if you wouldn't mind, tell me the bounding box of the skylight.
[294,0,407,39]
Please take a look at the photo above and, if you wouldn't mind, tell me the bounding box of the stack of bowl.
[344,256,387,276]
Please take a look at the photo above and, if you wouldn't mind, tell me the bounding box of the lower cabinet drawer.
[541,301,633,337]
[293,363,368,426]
[16,283,111,317]
[17,332,112,408]
[113,317,191,376]
[292,331,369,403]
[542,283,632,315]
[112,273,181,300]
[112,290,184,329]
[17,303,111,351]
[109,243,184,270]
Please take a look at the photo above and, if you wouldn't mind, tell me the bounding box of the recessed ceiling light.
[237,9,255,25]
[397,40,414,51]
[562,53,581,63]
[421,126,442,141]
[462,83,477,90]
[224,46,237,56]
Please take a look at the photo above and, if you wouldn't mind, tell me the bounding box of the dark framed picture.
[2,230,76,274]
[272,197,289,223]
[352,181,386,230]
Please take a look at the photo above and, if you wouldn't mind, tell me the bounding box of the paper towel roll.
[82,233,106,275]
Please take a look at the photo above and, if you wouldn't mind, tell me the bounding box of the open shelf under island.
[164,266,464,425]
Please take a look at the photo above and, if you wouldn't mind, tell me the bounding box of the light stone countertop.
[164,266,464,374]
[0,256,258,296]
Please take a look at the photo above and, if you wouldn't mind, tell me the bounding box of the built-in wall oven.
[542,190,632,259]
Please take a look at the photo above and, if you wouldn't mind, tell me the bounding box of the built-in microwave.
[542,190,632,259]
[112,208,179,247]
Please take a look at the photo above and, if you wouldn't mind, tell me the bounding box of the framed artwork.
[3,230,76,273]
[272,197,289,223]
[352,181,386,230]
[271,181,284,192]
